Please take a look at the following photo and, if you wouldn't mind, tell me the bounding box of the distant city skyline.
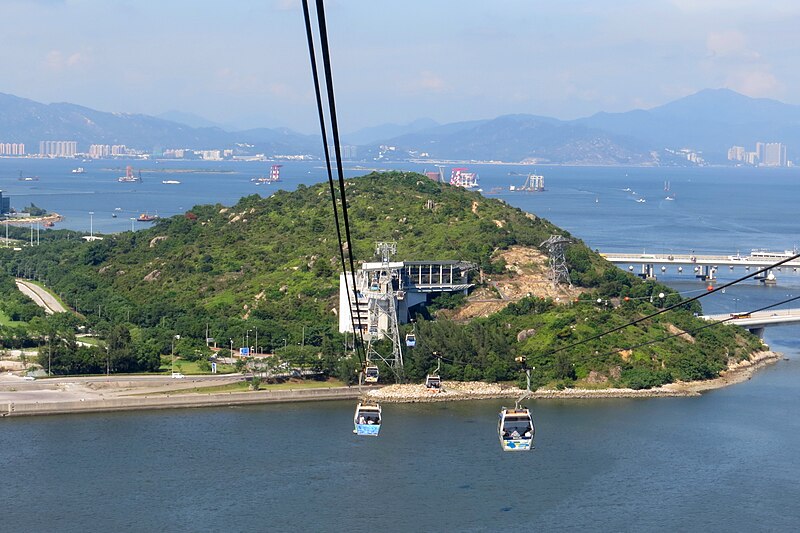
[2,1,800,134]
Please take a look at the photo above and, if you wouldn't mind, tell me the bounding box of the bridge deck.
[700,308,800,327]
[601,252,800,269]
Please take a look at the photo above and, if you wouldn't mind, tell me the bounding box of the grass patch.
[0,309,24,327]
[158,358,236,375]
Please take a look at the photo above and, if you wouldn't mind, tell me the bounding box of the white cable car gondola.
[425,353,442,392]
[353,402,382,436]
[498,363,534,452]
[364,365,379,383]
[405,333,416,347]
[424,374,441,391]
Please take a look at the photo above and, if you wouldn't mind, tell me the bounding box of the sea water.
[1,159,799,531]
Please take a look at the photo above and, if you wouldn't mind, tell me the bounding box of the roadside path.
[15,279,67,314]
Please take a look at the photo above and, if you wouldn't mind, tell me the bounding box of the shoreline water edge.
[0,351,780,418]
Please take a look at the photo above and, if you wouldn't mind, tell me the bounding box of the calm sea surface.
[1,159,799,531]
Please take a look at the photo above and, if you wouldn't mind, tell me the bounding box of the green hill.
[0,172,761,386]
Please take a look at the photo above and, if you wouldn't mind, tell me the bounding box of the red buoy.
[707,285,714,291]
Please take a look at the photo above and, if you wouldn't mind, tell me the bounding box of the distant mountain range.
[0,92,319,154]
[374,89,800,164]
[0,89,798,164]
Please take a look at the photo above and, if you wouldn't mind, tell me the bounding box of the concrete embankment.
[1,386,363,418]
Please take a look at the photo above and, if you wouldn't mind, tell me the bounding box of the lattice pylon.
[541,235,572,288]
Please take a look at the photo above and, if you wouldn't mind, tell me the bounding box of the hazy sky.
[2,0,799,133]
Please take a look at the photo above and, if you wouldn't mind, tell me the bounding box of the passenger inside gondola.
[503,418,532,439]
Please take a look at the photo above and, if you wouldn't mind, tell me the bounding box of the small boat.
[136,213,159,222]
[118,166,142,182]
[18,171,39,181]
[665,195,675,201]
[111,213,117,218]
[72,167,86,174]
[161,180,181,185]
[636,198,646,203]
[43,221,54,228]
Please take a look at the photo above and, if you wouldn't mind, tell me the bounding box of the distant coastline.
[0,212,62,226]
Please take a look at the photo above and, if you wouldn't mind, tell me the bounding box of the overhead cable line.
[432,293,800,372]
[588,293,800,363]
[427,258,800,372]
[542,252,800,359]
[302,0,366,364]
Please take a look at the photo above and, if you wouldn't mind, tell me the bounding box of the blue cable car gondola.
[353,402,382,436]
[498,365,535,452]
[405,333,416,347]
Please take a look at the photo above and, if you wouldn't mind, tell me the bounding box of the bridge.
[700,308,800,338]
[600,251,800,283]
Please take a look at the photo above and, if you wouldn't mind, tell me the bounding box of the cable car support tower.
[541,235,572,288]
[365,241,405,380]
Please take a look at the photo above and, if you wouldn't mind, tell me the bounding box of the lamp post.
[230,338,234,359]
[130,218,135,232]
[172,334,180,374]
[89,211,94,238]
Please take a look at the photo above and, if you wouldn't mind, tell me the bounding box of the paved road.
[15,279,67,314]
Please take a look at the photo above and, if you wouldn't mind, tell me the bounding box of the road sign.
[240,347,250,356]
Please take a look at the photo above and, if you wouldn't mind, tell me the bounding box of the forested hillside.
[0,172,761,386]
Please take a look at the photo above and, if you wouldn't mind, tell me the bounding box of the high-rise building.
[727,146,745,162]
[756,142,765,163]
[0,143,25,156]
[763,143,787,166]
[39,140,77,157]
[0,190,10,215]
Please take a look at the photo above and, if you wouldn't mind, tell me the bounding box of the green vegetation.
[0,172,761,387]
[21,203,47,217]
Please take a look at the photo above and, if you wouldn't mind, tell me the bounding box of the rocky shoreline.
[365,351,782,403]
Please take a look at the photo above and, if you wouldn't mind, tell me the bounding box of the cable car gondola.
[498,408,534,451]
[364,365,379,383]
[405,333,416,347]
[424,374,441,391]
[353,402,382,436]
[498,362,534,452]
[425,353,442,392]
